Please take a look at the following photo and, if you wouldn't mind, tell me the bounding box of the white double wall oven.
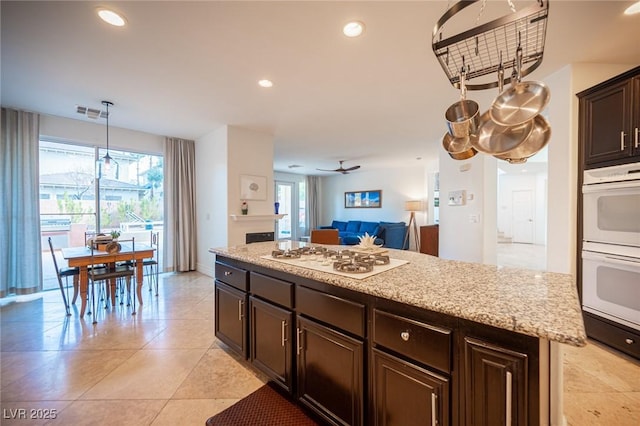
[581,162,640,331]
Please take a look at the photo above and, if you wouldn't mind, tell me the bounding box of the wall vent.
[76,105,109,119]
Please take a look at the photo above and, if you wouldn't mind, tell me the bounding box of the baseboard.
[197,262,214,277]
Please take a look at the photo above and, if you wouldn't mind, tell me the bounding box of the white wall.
[318,166,427,239]
[194,125,274,276]
[226,126,275,247]
[438,152,499,264]
[195,125,228,276]
[40,114,164,154]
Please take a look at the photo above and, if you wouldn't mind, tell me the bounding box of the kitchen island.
[210,241,586,425]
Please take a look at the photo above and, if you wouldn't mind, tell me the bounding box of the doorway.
[496,157,547,270]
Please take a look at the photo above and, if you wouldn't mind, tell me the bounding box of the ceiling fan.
[316,160,361,174]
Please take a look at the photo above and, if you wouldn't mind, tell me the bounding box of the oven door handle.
[582,180,640,193]
[603,256,640,267]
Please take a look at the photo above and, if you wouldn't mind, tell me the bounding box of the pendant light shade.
[102,100,113,170]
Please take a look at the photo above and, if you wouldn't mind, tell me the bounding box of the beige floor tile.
[144,319,214,349]
[46,399,167,426]
[150,398,239,426]
[0,351,59,388]
[1,350,135,401]
[564,342,640,392]
[564,391,640,426]
[81,348,207,400]
[172,348,265,399]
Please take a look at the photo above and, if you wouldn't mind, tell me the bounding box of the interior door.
[512,190,534,244]
[276,181,294,240]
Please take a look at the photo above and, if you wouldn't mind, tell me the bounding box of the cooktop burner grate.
[271,247,390,274]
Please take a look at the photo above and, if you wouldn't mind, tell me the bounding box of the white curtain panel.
[306,175,320,233]
[164,137,197,272]
[0,108,42,297]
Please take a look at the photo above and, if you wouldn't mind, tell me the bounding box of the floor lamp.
[403,200,422,251]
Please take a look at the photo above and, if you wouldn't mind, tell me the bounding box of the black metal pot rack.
[432,0,549,91]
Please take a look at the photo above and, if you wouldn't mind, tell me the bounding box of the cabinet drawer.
[215,261,248,291]
[296,285,365,338]
[250,272,293,309]
[373,309,452,373]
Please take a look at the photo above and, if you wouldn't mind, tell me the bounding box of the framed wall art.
[240,174,267,200]
[345,190,382,208]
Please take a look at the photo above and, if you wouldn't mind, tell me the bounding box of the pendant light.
[102,100,114,170]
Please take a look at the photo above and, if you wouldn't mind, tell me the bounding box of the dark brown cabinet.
[296,315,364,426]
[419,225,439,257]
[214,260,249,358]
[372,348,449,426]
[463,337,528,426]
[249,296,293,392]
[213,255,542,425]
[215,280,248,357]
[579,66,640,168]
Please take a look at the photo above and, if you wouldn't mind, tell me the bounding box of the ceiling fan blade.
[316,168,338,172]
[343,165,360,171]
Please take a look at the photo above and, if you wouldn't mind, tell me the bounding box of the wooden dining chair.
[310,229,340,245]
[87,237,136,324]
[47,237,79,317]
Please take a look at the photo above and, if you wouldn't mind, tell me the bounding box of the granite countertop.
[210,241,587,347]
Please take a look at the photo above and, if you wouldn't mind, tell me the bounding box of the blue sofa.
[319,220,408,249]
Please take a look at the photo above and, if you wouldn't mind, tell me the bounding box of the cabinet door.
[582,78,634,167]
[214,280,247,358]
[372,348,449,426]
[463,337,528,426]
[297,315,364,426]
[250,296,293,393]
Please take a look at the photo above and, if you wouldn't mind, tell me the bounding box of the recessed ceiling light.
[97,8,126,27]
[258,79,273,88]
[624,1,640,15]
[343,21,365,38]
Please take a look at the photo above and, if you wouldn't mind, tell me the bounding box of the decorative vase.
[274,202,280,214]
[241,201,248,215]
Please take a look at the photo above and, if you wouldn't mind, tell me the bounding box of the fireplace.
[246,232,275,244]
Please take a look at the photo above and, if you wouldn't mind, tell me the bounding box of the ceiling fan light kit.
[433,0,551,164]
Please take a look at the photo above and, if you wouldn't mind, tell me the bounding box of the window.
[39,140,164,291]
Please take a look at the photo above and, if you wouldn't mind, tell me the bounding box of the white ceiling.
[2,1,639,176]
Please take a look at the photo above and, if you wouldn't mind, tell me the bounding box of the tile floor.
[1,271,638,425]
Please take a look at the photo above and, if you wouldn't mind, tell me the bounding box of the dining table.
[61,243,155,317]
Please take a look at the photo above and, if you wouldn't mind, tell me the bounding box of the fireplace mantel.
[230,214,286,221]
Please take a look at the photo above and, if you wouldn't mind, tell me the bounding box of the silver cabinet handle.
[506,371,513,426]
[431,393,437,426]
[224,271,232,276]
[635,127,639,148]
[281,320,287,347]
[401,331,410,341]
[621,131,627,150]
[626,338,635,345]
[296,328,303,355]
[237,300,243,321]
